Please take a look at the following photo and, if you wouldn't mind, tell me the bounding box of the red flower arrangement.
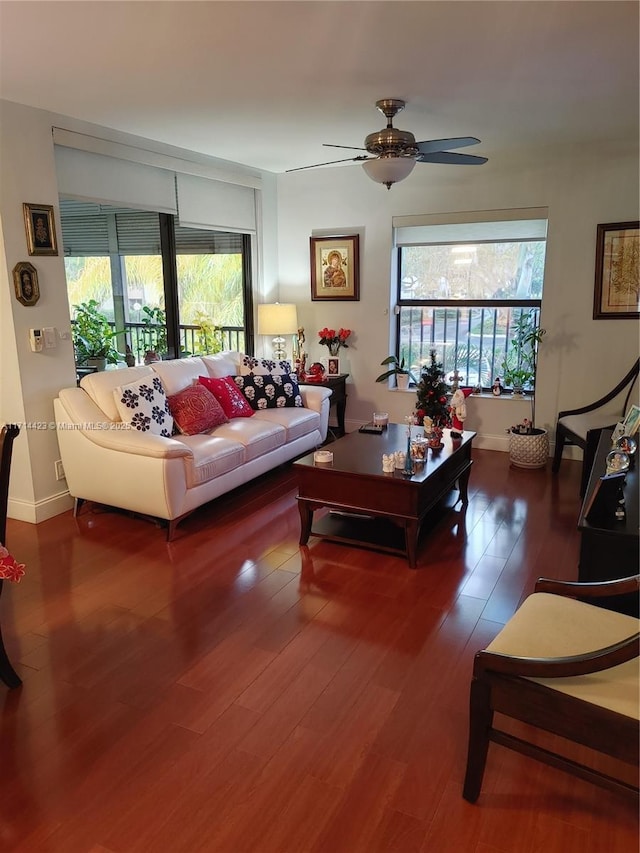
[0,545,25,583]
[318,327,351,357]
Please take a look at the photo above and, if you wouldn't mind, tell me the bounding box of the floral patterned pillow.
[238,355,293,376]
[232,373,302,410]
[114,375,174,436]
[197,375,254,419]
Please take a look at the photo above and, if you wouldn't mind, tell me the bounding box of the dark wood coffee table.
[294,424,475,568]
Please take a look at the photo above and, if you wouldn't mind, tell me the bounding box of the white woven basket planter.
[509,428,549,469]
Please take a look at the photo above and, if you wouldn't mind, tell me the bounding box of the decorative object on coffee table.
[414,349,451,428]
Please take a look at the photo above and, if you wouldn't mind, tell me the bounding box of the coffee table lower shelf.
[305,494,463,563]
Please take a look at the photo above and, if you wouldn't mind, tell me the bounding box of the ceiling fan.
[287,99,487,189]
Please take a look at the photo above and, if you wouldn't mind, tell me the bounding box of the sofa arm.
[300,385,332,412]
[55,388,192,459]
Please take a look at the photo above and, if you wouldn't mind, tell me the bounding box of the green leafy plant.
[501,312,545,393]
[140,305,168,358]
[375,355,417,384]
[193,310,223,355]
[72,300,123,365]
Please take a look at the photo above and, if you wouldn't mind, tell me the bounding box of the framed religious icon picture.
[310,234,360,301]
[593,221,639,319]
[13,262,40,306]
[23,202,58,256]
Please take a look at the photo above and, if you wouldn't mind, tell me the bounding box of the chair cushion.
[114,375,174,437]
[558,408,622,442]
[486,593,639,719]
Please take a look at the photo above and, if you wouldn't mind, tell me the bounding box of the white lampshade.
[257,303,298,360]
[257,303,298,335]
[362,156,416,189]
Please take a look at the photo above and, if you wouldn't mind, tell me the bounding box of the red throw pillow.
[198,375,254,419]
[168,384,228,435]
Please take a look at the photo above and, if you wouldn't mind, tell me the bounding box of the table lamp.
[257,303,298,361]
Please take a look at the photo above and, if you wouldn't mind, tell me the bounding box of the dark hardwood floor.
[1,449,637,852]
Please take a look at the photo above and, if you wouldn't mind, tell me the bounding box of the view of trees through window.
[397,236,546,390]
[61,201,250,364]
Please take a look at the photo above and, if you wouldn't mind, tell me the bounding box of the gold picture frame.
[593,221,639,319]
[310,234,360,301]
[23,202,58,256]
[12,261,40,306]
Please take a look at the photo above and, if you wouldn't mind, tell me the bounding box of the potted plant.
[72,300,123,371]
[501,312,548,468]
[140,305,168,362]
[375,355,417,390]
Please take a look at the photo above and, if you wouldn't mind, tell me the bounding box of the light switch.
[43,327,57,349]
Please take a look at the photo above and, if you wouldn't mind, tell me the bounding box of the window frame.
[394,237,545,392]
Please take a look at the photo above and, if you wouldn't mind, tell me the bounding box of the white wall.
[276,143,639,448]
[0,100,278,522]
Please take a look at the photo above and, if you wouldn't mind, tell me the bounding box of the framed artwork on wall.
[593,221,639,319]
[23,202,58,256]
[310,234,360,301]
[12,262,40,306]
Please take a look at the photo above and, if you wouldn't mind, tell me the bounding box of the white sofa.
[54,352,331,538]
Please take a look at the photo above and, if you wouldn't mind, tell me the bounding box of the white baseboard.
[8,490,74,524]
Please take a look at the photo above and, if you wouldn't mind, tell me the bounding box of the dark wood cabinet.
[577,428,639,616]
[300,373,348,438]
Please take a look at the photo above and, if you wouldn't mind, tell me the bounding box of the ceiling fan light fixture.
[362,155,416,190]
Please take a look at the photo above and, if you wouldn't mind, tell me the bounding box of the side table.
[577,428,639,616]
[300,373,348,438]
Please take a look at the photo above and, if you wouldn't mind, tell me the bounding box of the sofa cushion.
[201,351,242,379]
[168,384,228,435]
[114,375,174,437]
[81,365,154,422]
[197,375,254,419]
[212,417,286,462]
[232,373,302,410]
[171,434,245,488]
[252,407,320,442]
[150,357,207,396]
[238,355,293,376]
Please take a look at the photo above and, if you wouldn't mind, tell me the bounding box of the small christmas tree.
[414,349,451,427]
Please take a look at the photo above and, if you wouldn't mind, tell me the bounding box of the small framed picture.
[593,221,639,319]
[12,262,40,306]
[23,202,58,256]
[621,404,640,436]
[327,357,340,376]
[310,234,360,301]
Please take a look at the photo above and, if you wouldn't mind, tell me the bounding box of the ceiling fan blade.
[322,143,368,151]
[415,137,481,155]
[286,155,370,173]
[417,151,488,165]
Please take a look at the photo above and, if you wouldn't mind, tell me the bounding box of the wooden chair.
[0,424,22,689]
[552,358,639,496]
[463,575,639,803]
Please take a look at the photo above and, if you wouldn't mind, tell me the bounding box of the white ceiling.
[1,1,638,175]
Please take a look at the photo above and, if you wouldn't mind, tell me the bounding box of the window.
[60,200,252,363]
[393,213,547,390]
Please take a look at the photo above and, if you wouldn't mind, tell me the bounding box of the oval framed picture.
[13,261,40,307]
